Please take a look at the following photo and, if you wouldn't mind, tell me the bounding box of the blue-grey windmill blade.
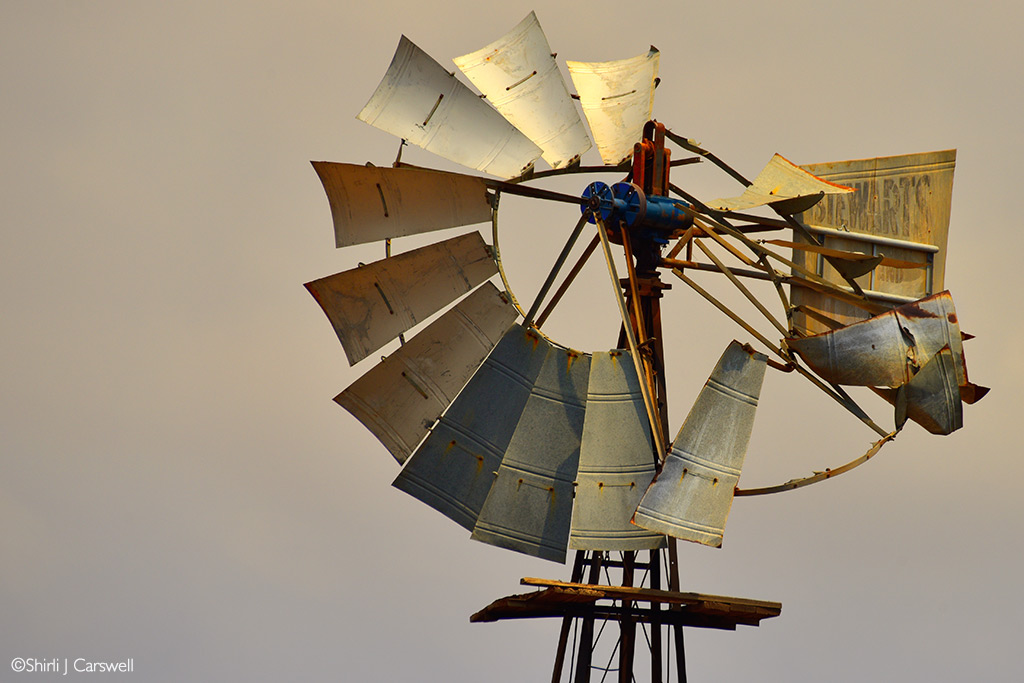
[391,321,668,562]
[453,11,592,170]
[391,324,561,537]
[469,336,591,563]
[358,35,542,179]
[571,350,664,552]
[633,341,768,548]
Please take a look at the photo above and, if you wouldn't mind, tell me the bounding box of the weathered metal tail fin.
[787,291,987,435]
[790,150,957,335]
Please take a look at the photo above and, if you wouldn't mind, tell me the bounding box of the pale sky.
[2,1,1022,681]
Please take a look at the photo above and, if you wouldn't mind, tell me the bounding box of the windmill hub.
[581,181,694,239]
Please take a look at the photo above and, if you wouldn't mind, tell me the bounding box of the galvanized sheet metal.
[311,162,492,248]
[570,350,664,551]
[454,11,592,169]
[304,232,497,365]
[876,345,963,435]
[357,36,542,179]
[471,342,590,563]
[392,325,549,531]
[567,49,659,166]
[334,283,517,463]
[787,291,969,389]
[633,341,767,548]
[790,150,956,334]
[705,153,854,213]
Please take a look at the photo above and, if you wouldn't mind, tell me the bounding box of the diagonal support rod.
[526,212,592,325]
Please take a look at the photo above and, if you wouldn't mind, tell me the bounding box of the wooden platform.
[471,578,781,631]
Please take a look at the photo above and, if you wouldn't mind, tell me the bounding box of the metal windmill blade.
[335,282,517,463]
[392,324,554,532]
[311,161,492,247]
[705,153,855,215]
[873,345,964,435]
[303,13,987,682]
[633,341,767,547]
[785,290,987,435]
[305,231,497,365]
[358,35,542,178]
[570,350,664,552]
[785,291,984,395]
[453,11,592,169]
[567,48,660,165]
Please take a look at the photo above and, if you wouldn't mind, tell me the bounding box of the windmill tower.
[303,12,987,681]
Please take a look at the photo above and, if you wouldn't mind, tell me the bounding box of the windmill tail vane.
[301,10,987,681]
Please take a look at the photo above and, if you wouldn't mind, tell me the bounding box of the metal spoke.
[526,212,592,325]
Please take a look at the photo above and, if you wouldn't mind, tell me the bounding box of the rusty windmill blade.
[786,292,986,391]
[873,345,964,435]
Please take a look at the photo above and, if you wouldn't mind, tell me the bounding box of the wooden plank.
[520,577,782,612]
[470,587,776,630]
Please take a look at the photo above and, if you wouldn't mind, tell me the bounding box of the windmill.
[303,12,988,682]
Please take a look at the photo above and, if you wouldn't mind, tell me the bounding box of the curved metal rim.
[490,165,630,350]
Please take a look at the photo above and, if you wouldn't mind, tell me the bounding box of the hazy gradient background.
[2,1,1022,681]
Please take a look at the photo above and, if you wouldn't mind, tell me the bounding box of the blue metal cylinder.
[643,193,693,232]
[580,181,692,233]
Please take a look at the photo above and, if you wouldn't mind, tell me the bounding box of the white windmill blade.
[453,11,591,169]
[567,48,659,166]
[304,232,497,366]
[311,162,493,248]
[633,341,767,548]
[357,36,543,179]
[704,153,855,214]
[334,283,517,463]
